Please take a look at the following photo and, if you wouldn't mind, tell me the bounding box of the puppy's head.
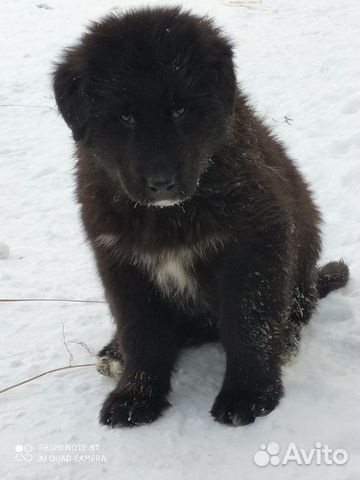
[53,7,236,206]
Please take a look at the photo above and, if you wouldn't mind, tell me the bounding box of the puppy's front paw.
[211,383,283,426]
[99,390,170,427]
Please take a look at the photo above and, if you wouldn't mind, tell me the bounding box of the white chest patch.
[95,233,225,303]
[137,250,197,301]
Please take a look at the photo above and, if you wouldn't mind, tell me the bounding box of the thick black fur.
[53,7,349,427]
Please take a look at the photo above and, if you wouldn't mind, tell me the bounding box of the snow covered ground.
[1,0,359,478]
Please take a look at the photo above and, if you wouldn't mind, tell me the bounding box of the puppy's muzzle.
[146,175,177,199]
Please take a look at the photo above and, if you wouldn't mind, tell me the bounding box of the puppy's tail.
[317,260,349,299]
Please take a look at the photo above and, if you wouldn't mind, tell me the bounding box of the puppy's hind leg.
[97,338,124,380]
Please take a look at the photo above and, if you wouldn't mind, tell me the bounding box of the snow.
[0,0,359,478]
[0,242,10,260]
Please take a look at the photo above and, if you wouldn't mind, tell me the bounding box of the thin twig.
[0,364,95,395]
[62,324,74,366]
[0,322,98,396]
[0,298,105,304]
[0,104,57,112]
[69,340,97,358]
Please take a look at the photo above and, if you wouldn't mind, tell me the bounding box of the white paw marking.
[96,356,123,380]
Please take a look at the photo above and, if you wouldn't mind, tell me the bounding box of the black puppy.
[53,7,349,427]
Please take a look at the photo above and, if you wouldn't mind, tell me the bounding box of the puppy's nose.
[147,175,176,194]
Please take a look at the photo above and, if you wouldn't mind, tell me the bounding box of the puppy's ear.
[53,51,90,141]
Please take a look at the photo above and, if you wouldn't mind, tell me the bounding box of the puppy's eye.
[172,107,186,120]
[120,113,135,125]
